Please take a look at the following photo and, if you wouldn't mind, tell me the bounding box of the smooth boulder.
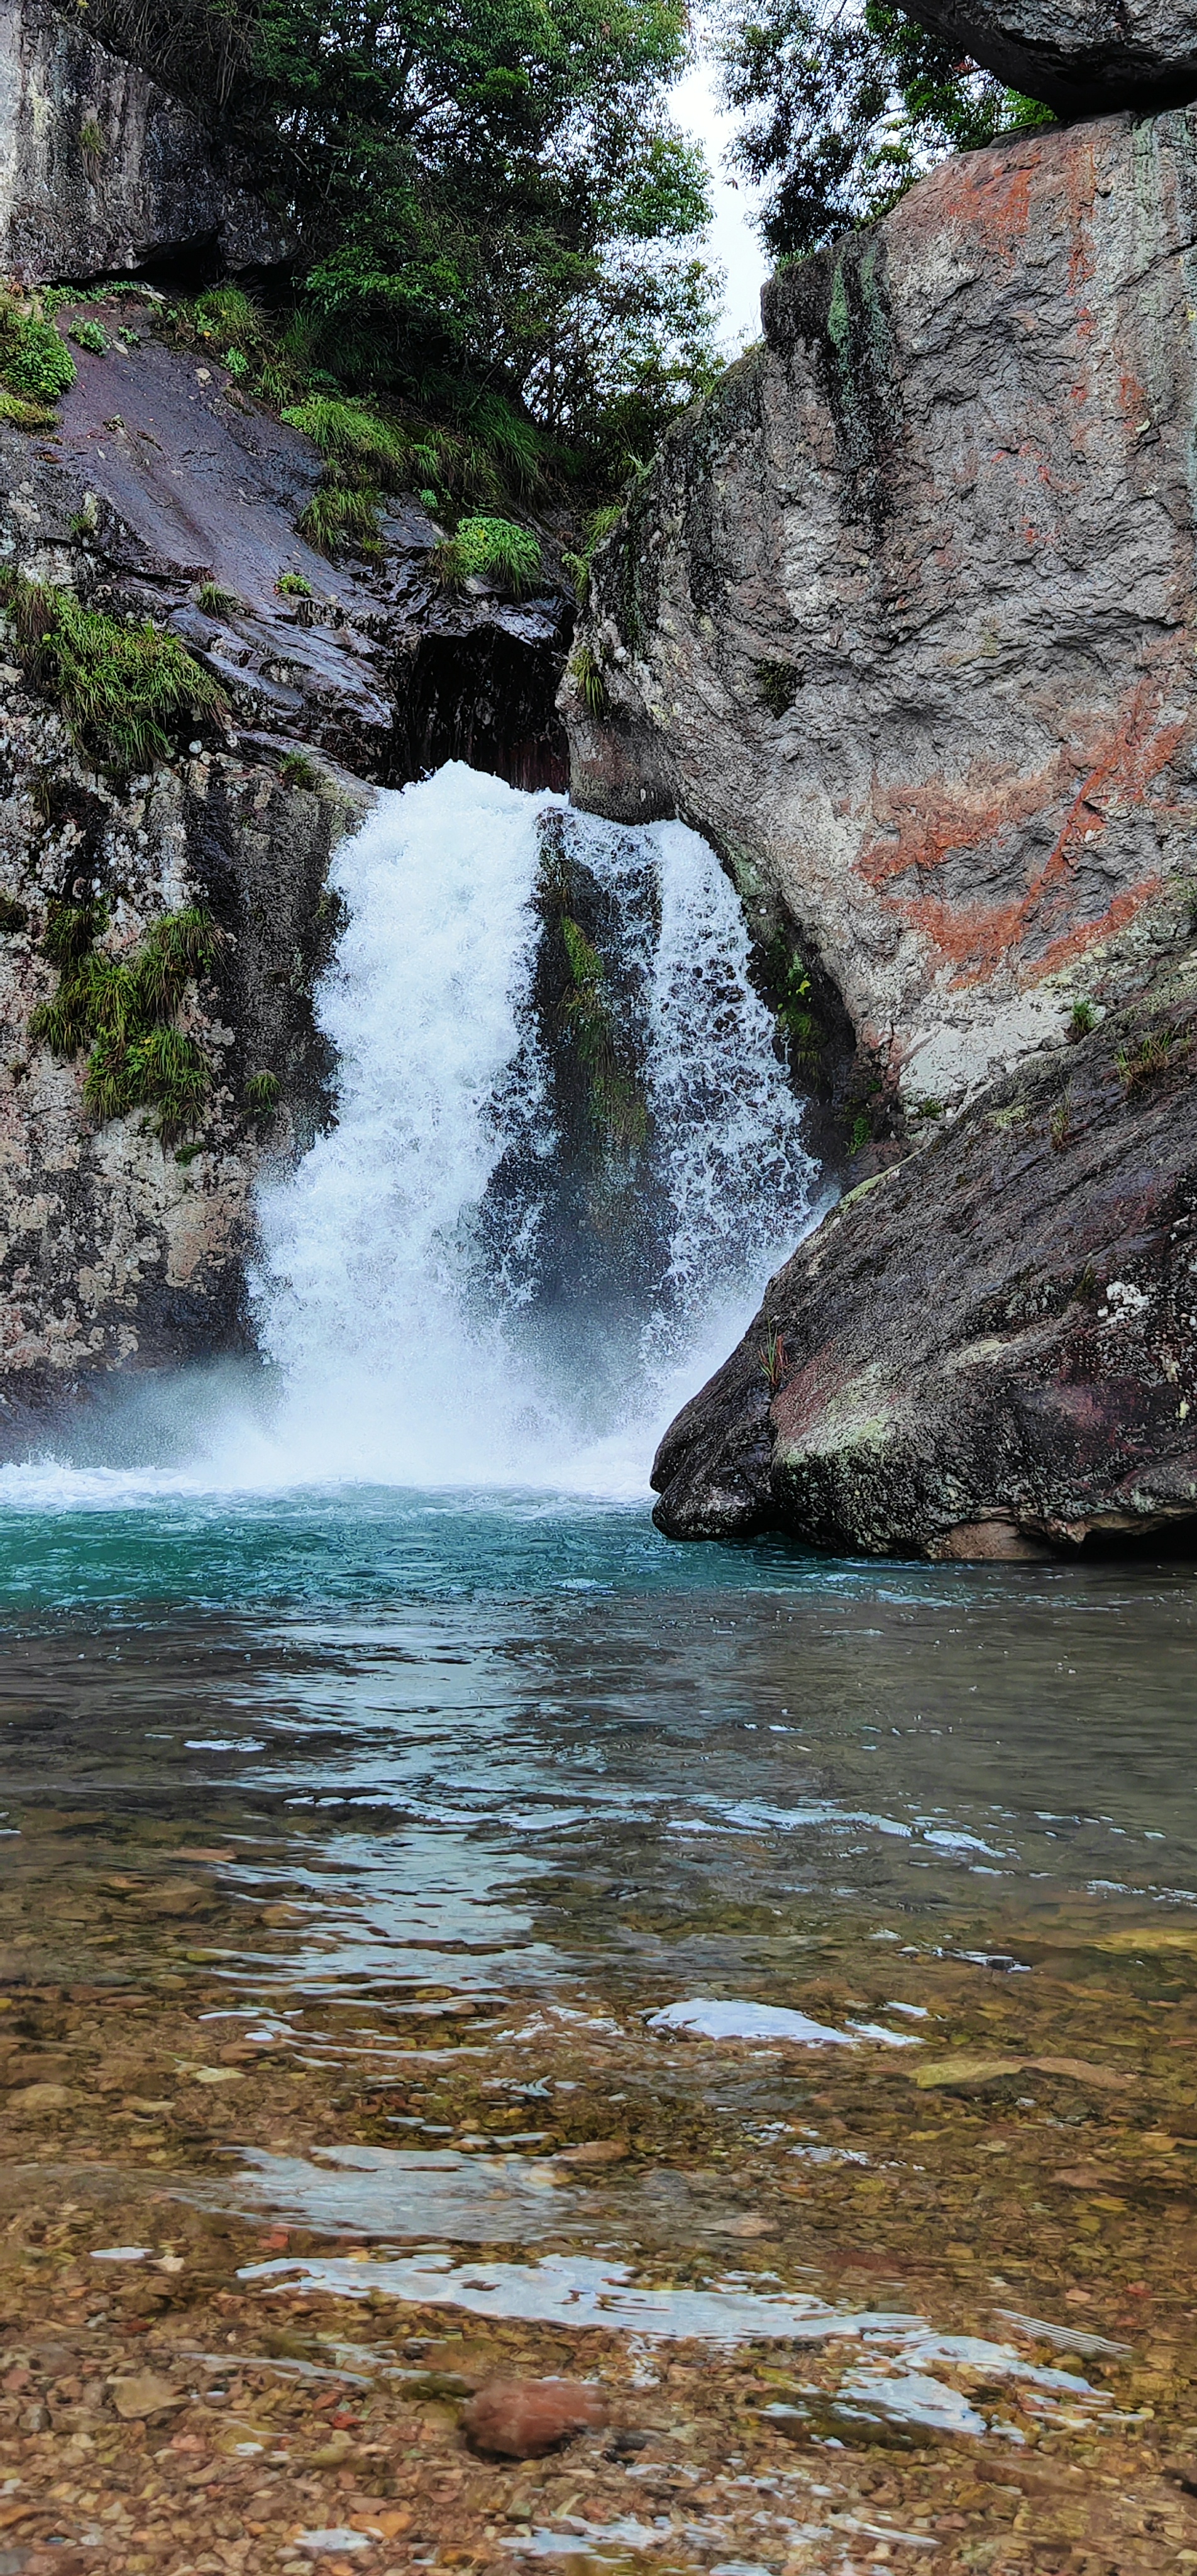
[460,2379,609,2458]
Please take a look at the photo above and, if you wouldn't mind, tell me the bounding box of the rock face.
[651,906,1197,1557]
[0,289,571,1433]
[565,108,1197,1555]
[0,0,287,282]
[566,110,1197,1121]
[902,0,1197,121]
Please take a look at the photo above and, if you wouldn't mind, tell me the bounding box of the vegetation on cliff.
[31,904,224,1143]
[714,0,1053,259]
[0,572,229,774]
[72,0,722,493]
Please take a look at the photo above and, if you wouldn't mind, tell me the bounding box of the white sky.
[671,58,770,352]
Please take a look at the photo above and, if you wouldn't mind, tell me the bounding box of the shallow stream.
[2,772,1196,2575]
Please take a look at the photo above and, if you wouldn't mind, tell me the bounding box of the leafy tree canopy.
[713,0,1054,265]
[80,0,724,484]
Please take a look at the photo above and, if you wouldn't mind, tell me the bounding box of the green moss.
[1,572,228,774]
[561,915,648,1153]
[0,385,55,431]
[753,658,798,718]
[30,902,223,1143]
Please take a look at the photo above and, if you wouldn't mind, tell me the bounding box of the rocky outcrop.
[565,106,1197,1555]
[651,901,1197,1557]
[902,0,1197,121]
[0,290,572,1430]
[566,109,1197,1123]
[0,0,287,283]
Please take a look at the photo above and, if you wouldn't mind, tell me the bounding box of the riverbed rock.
[565,109,1197,1123]
[460,2378,609,2457]
[651,910,1197,1556]
[0,0,289,283]
[900,0,1197,120]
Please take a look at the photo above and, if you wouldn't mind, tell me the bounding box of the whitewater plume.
[249,763,819,1493]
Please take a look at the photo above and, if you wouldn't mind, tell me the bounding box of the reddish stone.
[460,2377,609,2458]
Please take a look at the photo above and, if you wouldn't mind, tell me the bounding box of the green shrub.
[197,580,241,618]
[434,514,542,596]
[30,902,223,1141]
[0,314,75,404]
[245,1069,281,1116]
[1,572,228,774]
[281,395,409,486]
[275,571,312,597]
[70,319,108,355]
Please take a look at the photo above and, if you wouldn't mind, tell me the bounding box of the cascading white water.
[249,762,819,1494]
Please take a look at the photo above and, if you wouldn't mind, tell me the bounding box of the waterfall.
[251,762,819,1496]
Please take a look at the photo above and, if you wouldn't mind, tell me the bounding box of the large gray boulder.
[0,0,288,282]
[902,0,1197,119]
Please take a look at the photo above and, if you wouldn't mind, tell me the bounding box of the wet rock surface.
[902,0,1197,118]
[652,901,1197,1555]
[460,2377,609,2457]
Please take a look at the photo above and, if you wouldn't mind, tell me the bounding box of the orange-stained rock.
[460,2378,609,2458]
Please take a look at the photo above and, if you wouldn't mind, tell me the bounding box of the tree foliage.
[78,0,723,483]
[714,0,1054,264]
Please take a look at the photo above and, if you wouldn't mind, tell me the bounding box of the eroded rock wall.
[902,0,1197,118]
[567,109,1197,1120]
[0,0,287,283]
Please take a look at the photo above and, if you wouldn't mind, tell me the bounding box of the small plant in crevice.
[0,570,228,774]
[759,1323,788,1393]
[563,502,625,606]
[848,1110,873,1155]
[245,1069,281,1118]
[568,644,608,719]
[560,915,648,1156]
[1117,1024,1178,1089]
[197,580,241,619]
[275,571,313,599]
[30,902,223,1142]
[758,931,824,1077]
[753,658,799,718]
[1050,1092,1072,1152]
[70,319,108,355]
[0,893,28,933]
[1069,998,1096,1038]
[433,515,543,597]
[913,1096,944,1121]
[79,118,106,165]
[298,480,383,562]
[280,750,321,791]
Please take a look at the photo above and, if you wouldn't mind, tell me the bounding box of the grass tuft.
[245,1069,281,1117]
[0,571,228,774]
[282,395,409,486]
[297,480,383,560]
[197,580,241,618]
[568,644,608,719]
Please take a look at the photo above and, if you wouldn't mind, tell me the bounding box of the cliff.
[565,108,1197,1555]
